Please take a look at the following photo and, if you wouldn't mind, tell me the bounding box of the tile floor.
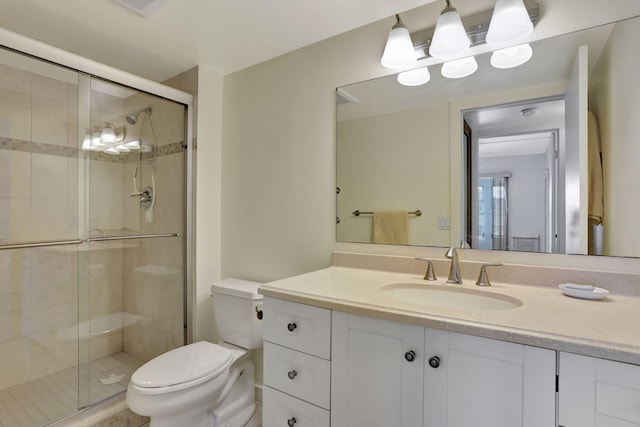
[0,353,141,427]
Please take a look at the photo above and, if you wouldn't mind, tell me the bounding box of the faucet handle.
[475,263,503,287]
[445,247,457,258]
[415,258,437,281]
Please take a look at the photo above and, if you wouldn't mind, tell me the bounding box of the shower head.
[126,107,152,125]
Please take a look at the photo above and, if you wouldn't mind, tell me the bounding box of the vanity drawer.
[263,297,331,359]
[264,341,331,410]
[263,386,330,427]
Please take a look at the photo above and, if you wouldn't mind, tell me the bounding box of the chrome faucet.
[445,247,462,284]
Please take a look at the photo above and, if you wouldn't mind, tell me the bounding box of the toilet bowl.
[126,278,263,427]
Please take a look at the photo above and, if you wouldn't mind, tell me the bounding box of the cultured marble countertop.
[259,266,640,365]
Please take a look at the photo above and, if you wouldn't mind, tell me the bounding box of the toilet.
[126,278,263,427]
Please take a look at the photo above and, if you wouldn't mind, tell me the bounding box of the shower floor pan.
[0,352,141,427]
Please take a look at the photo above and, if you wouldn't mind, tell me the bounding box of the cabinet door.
[331,311,424,427]
[559,352,640,427]
[424,329,556,427]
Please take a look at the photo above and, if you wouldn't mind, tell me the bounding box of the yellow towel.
[372,211,408,244]
[588,111,604,225]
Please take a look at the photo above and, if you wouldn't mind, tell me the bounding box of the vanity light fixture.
[490,43,533,68]
[441,56,478,78]
[100,122,125,144]
[486,0,534,46]
[123,139,141,150]
[381,14,417,69]
[429,0,470,60]
[397,66,431,86]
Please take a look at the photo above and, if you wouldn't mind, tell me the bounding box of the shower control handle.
[287,322,297,332]
[287,370,298,380]
[287,417,297,426]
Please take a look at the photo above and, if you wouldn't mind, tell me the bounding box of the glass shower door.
[0,46,83,425]
[83,77,186,406]
[0,46,188,424]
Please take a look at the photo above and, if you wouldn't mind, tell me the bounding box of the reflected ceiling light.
[381,14,417,69]
[123,140,141,150]
[91,130,103,147]
[429,0,470,60]
[100,123,126,144]
[397,66,431,86]
[441,56,478,78]
[82,134,91,151]
[486,0,534,46]
[491,43,533,68]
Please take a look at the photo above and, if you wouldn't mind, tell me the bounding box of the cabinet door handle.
[287,322,297,332]
[287,417,297,426]
[428,356,441,368]
[404,350,416,362]
[287,370,298,380]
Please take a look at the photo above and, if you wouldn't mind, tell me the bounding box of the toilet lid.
[131,341,234,388]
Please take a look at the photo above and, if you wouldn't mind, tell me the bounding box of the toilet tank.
[211,278,263,349]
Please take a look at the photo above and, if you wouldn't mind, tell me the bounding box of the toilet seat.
[131,342,234,395]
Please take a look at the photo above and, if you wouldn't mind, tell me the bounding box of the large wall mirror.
[336,14,640,258]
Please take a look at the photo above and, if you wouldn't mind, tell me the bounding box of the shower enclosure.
[0,45,189,425]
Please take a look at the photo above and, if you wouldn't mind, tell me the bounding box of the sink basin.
[380,283,523,311]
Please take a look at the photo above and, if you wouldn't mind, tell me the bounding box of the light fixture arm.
[442,0,455,14]
[392,14,405,30]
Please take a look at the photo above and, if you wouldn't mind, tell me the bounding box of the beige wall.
[337,105,451,246]
[220,0,640,288]
[590,17,640,258]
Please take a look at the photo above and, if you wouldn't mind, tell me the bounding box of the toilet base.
[212,359,256,426]
[143,359,256,427]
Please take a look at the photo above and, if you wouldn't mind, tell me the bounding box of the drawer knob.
[287,322,297,332]
[404,350,416,362]
[287,417,297,426]
[287,370,298,380]
[428,356,441,369]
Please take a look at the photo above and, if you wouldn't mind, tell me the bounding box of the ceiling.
[0,0,436,82]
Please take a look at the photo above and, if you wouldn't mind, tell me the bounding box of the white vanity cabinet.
[559,352,640,427]
[263,297,332,427]
[331,311,425,427]
[423,328,556,427]
[331,312,556,427]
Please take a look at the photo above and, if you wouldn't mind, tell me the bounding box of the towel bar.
[352,210,422,217]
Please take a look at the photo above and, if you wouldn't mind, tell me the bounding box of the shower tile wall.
[0,63,80,390]
[1,59,185,422]
[87,89,127,363]
[121,93,185,362]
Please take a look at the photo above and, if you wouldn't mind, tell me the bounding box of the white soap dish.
[559,283,609,300]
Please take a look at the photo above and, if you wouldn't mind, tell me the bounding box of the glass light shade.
[486,0,533,46]
[491,43,533,68]
[103,146,120,155]
[397,67,431,86]
[82,134,91,150]
[441,56,478,79]
[90,130,104,148]
[381,21,417,69]
[429,10,470,59]
[123,140,141,150]
[100,126,117,143]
